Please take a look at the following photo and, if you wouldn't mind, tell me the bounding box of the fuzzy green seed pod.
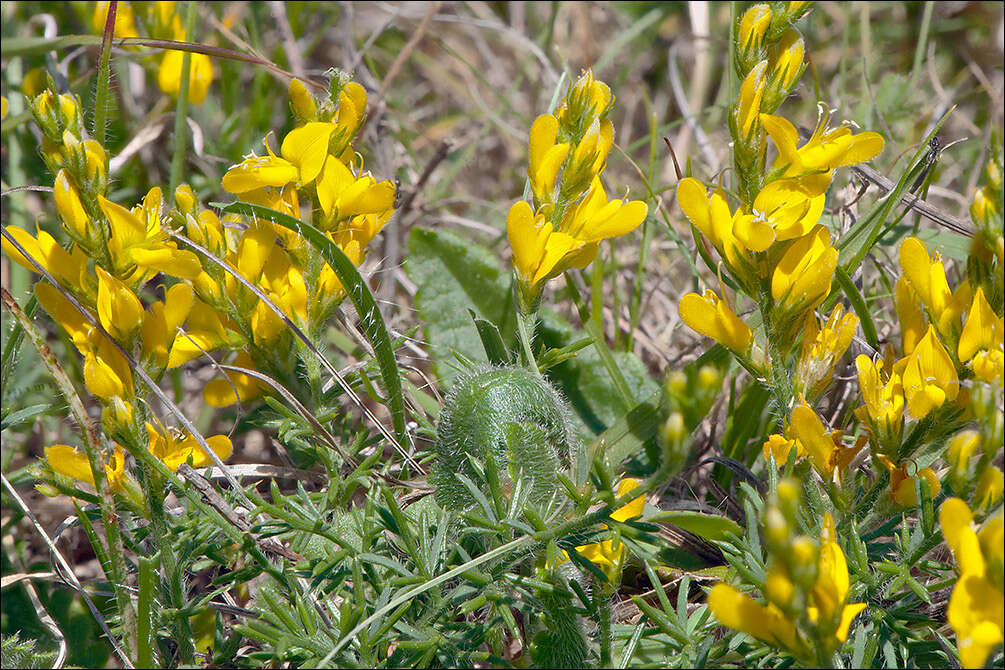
[430,366,580,514]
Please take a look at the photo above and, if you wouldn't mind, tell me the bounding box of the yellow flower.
[940,498,1005,669]
[528,113,570,206]
[901,325,959,419]
[733,177,827,251]
[876,454,941,507]
[771,226,837,313]
[164,297,231,368]
[140,282,195,369]
[2,224,89,290]
[765,30,805,98]
[789,403,846,479]
[96,266,144,343]
[958,287,1004,385]
[855,355,905,433]
[53,170,90,239]
[223,122,338,195]
[46,444,126,492]
[288,78,317,122]
[158,49,214,105]
[506,200,584,296]
[738,4,771,56]
[762,433,803,464]
[797,304,859,398]
[560,176,647,243]
[146,420,232,472]
[100,189,203,281]
[708,583,798,649]
[678,289,752,354]
[761,110,884,178]
[898,237,971,337]
[807,515,868,646]
[895,276,926,356]
[316,158,396,220]
[204,352,267,407]
[676,178,749,268]
[573,478,645,578]
[35,283,133,401]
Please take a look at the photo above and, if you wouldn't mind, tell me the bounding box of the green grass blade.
[219,202,409,459]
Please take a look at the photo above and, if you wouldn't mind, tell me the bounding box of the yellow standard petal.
[96,266,144,342]
[281,121,336,185]
[708,583,798,650]
[771,226,837,311]
[902,325,958,419]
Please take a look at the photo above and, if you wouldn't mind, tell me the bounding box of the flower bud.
[736,4,771,75]
[289,79,317,122]
[175,184,197,214]
[976,466,1004,512]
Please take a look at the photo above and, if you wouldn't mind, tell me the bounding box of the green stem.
[597,583,614,668]
[910,2,934,84]
[169,1,198,194]
[1,288,137,659]
[565,275,634,408]
[92,0,117,145]
[515,300,543,378]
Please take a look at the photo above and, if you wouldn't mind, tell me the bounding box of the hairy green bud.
[430,366,580,514]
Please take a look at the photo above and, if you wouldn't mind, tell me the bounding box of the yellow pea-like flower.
[96,266,144,342]
[678,289,751,354]
[158,49,214,106]
[528,114,570,206]
[145,420,232,472]
[771,225,837,312]
[901,325,959,419]
[46,444,126,492]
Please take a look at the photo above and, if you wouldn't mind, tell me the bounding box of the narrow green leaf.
[649,511,743,542]
[834,267,879,350]
[469,310,511,366]
[219,201,407,449]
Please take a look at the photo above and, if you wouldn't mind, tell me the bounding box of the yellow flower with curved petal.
[222,143,300,194]
[958,287,1004,385]
[940,498,1005,669]
[763,433,804,464]
[146,420,232,472]
[158,49,213,105]
[901,325,959,419]
[895,276,926,356]
[574,478,644,577]
[2,225,89,290]
[166,297,231,368]
[708,584,799,649]
[528,114,570,206]
[96,266,144,343]
[735,60,768,137]
[507,200,584,290]
[54,170,90,238]
[46,444,126,492]
[733,177,826,251]
[808,515,868,645]
[316,158,396,220]
[798,304,859,397]
[676,178,749,268]
[679,290,752,354]
[141,282,195,369]
[761,110,883,178]
[560,177,647,242]
[100,191,202,281]
[771,226,837,312]
[855,355,905,432]
[899,237,960,331]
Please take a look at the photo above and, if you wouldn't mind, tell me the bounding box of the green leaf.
[469,310,512,366]
[649,511,743,542]
[405,228,514,385]
[834,267,879,350]
[219,201,407,447]
[1,404,50,432]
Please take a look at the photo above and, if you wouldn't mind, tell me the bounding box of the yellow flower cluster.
[709,482,866,665]
[3,73,392,497]
[92,1,213,105]
[856,237,1003,452]
[507,71,647,311]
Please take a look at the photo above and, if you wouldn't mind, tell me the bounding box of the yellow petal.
[708,583,797,649]
[281,122,335,184]
[611,478,644,522]
[96,266,143,341]
[678,290,751,354]
[54,170,89,238]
